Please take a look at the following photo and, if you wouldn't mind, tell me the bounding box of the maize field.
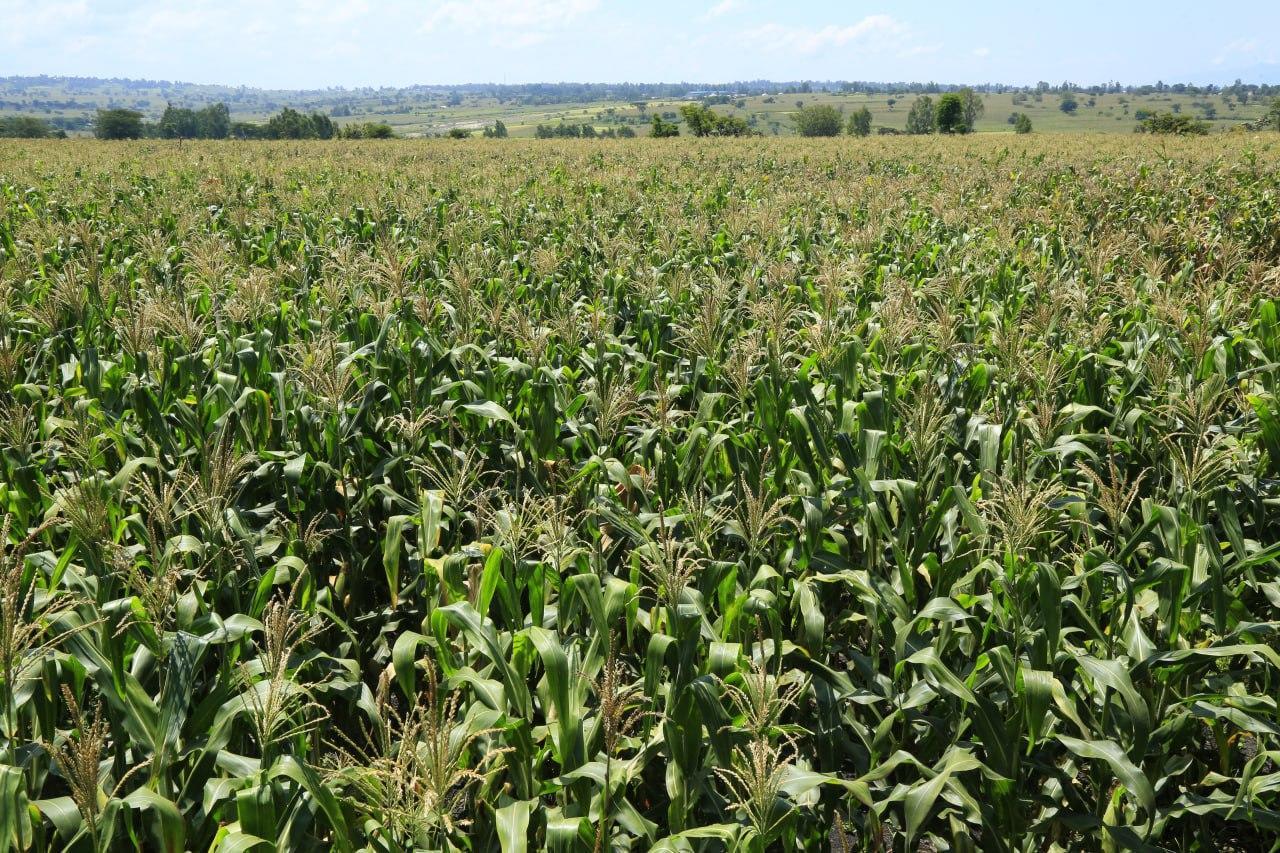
[0,137,1279,851]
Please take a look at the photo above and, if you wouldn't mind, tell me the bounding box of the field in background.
[1,136,1278,850]
[487,90,1273,137]
[2,76,1274,136]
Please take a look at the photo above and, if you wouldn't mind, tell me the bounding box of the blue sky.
[3,0,1278,89]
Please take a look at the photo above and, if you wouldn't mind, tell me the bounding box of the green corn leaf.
[495,800,532,853]
[1057,735,1155,817]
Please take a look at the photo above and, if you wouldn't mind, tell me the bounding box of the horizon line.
[4,72,1277,93]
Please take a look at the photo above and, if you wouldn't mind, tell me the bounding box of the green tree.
[94,109,144,140]
[196,103,230,139]
[960,87,985,132]
[265,107,309,139]
[447,128,470,139]
[1059,95,1079,114]
[1014,113,1032,134]
[344,122,393,139]
[793,104,842,137]
[260,108,334,140]
[935,93,967,134]
[231,121,264,140]
[159,103,229,139]
[905,96,936,134]
[0,115,56,138]
[676,103,749,137]
[159,104,199,139]
[679,103,715,137]
[492,119,508,138]
[310,113,335,139]
[847,106,872,137]
[1136,113,1209,135]
[711,114,751,136]
[649,115,679,138]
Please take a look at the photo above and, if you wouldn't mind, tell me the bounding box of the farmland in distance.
[3,76,1276,137]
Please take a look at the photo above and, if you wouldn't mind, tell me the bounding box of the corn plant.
[0,135,1277,851]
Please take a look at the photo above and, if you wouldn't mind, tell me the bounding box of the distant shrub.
[0,115,59,138]
[793,104,842,137]
[342,122,395,139]
[159,102,230,139]
[935,93,967,134]
[1136,113,1210,135]
[232,108,334,140]
[680,103,752,137]
[94,108,144,140]
[847,106,872,137]
[536,123,595,139]
[649,115,679,138]
[906,96,936,134]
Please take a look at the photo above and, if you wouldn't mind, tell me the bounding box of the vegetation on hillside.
[89,104,394,140]
[650,115,680,137]
[906,96,936,134]
[790,105,841,137]
[0,116,63,139]
[679,104,753,138]
[7,76,1280,138]
[847,107,873,137]
[0,137,1278,850]
[1136,113,1211,135]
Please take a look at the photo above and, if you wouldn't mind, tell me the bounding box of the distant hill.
[2,75,1277,138]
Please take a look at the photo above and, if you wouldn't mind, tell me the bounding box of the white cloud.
[65,33,103,54]
[421,0,599,39]
[0,1,90,46]
[509,30,552,48]
[972,46,990,58]
[740,15,908,55]
[139,6,220,39]
[704,0,742,20]
[898,43,940,58]
[1212,37,1275,66]
[295,0,371,27]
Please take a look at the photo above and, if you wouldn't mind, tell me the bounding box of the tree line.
[0,115,67,138]
[645,88,1003,138]
[91,104,394,140]
[531,123,637,139]
[5,92,1275,141]
[900,90,988,135]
